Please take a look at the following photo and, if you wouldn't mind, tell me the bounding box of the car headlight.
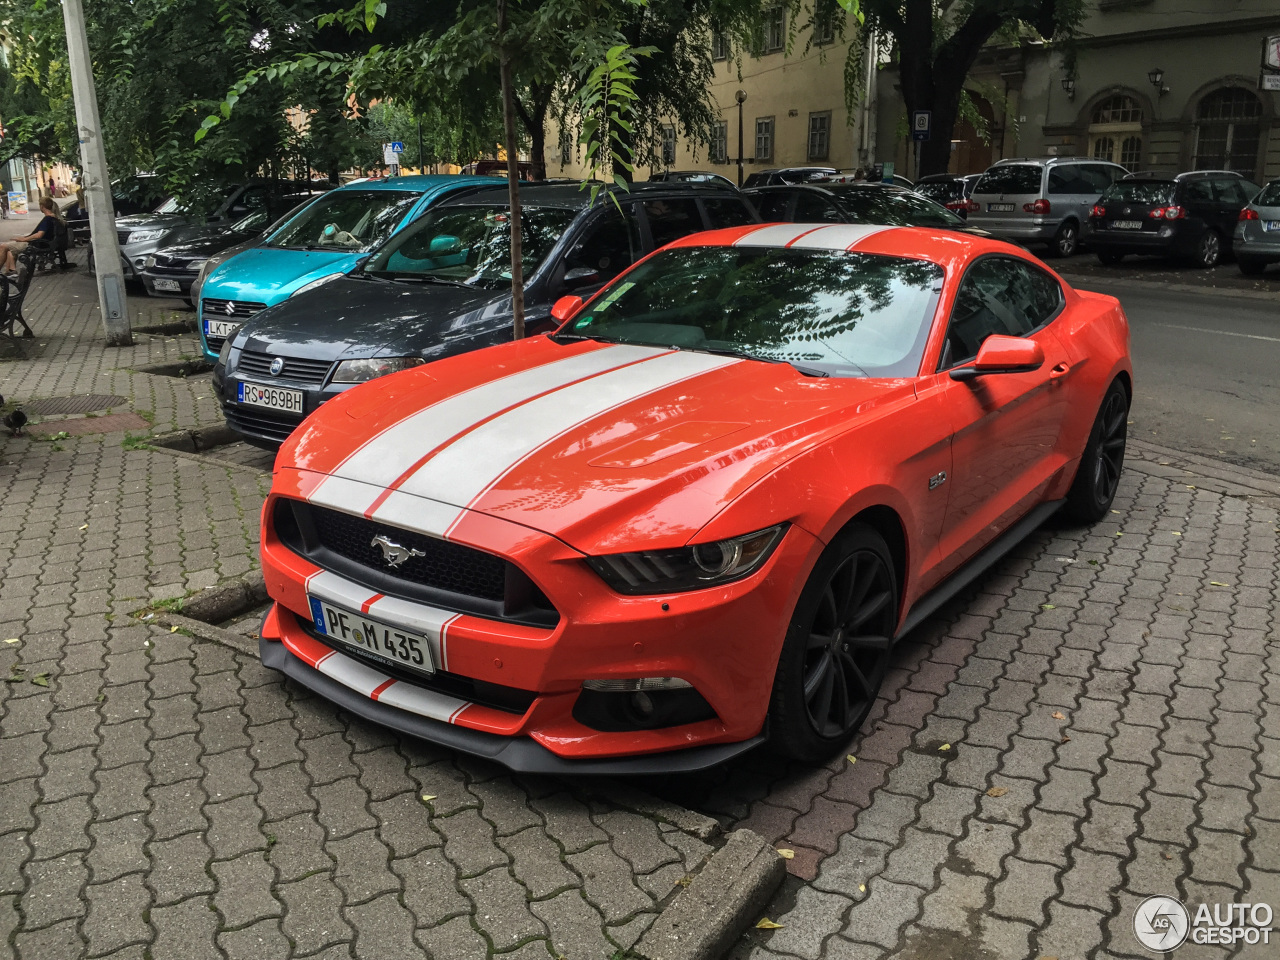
[586,524,787,595]
[188,258,207,272]
[217,337,233,368]
[331,356,425,383]
[126,228,167,243]
[290,272,345,298]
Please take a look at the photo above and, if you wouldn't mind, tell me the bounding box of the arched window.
[1092,137,1115,160]
[1194,87,1262,178]
[1119,136,1143,169]
[1088,94,1143,170]
[1092,95,1142,125]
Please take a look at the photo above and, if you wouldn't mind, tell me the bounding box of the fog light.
[631,691,654,717]
[582,677,692,692]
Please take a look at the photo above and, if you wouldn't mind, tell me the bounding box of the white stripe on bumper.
[308,644,471,724]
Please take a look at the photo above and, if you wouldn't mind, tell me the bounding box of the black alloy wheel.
[1064,379,1129,523]
[1195,229,1222,268]
[769,524,898,761]
[1051,220,1079,258]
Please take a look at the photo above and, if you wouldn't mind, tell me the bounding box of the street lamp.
[1148,68,1168,96]
[1060,77,1076,100]
[735,89,747,187]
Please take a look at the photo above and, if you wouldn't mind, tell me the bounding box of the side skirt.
[897,499,1064,639]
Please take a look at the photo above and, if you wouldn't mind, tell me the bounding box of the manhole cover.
[22,394,128,416]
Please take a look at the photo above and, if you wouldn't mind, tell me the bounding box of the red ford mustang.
[258,222,1132,773]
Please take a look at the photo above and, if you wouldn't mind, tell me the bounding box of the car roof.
[332,175,503,193]
[442,180,746,208]
[744,182,910,195]
[989,157,1117,167]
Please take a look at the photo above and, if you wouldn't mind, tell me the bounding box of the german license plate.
[237,381,303,412]
[1264,221,1280,232]
[154,278,181,293]
[205,318,239,339]
[988,203,1015,212]
[307,597,435,675]
[1112,220,1143,230]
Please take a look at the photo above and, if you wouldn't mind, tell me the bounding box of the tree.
[836,0,1086,176]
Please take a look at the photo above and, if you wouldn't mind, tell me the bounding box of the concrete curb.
[153,611,259,657]
[150,423,242,453]
[177,571,269,624]
[635,829,786,960]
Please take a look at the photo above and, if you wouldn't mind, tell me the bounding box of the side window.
[701,198,757,229]
[564,207,640,283]
[1081,165,1116,192]
[793,191,844,223]
[1212,178,1248,204]
[642,198,704,249]
[751,191,792,222]
[1048,166,1088,195]
[1184,179,1213,202]
[942,258,1063,368]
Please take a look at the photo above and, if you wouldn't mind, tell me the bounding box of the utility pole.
[60,0,131,346]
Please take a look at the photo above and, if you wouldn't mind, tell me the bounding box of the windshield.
[1254,180,1280,206]
[975,165,1042,195]
[364,204,579,289]
[562,247,943,378]
[152,196,189,215]
[266,189,419,251]
[916,181,963,203]
[1101,181,1176,204]
[827,186,965,227]
[231,209,272,233]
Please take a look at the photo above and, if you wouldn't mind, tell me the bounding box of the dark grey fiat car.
[211,181,760,447]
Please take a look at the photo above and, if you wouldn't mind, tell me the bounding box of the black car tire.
[1048,220,1079,258]
[1064,379,1129,524]
[768,523,898,762]
[1097,252,1125,266]
[1193,229,1222,269]
[1239,256,1266,276]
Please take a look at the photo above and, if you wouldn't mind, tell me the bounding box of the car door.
[931,256,1075,576]
[748,189,795,223]
[1181,178,1217,242]
[638,196,711,251]
[532,204,642,333]
[791,190,847,223]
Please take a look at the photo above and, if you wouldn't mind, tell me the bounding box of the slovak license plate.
[1112,220,1143,230]
[154,278,181,293]
[205,318,239,339]
[1264,221,1280,231]
[308,597,435,675]
[237,381,303,412]
[988,203,1015,212]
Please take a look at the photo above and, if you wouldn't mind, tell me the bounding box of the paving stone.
[217,917,292,960]
[328,828,398,903]
[991,857,1058,925]
[880,827,950,889]
[263,813,331,882]
[916,867,989,934]
[566,840,654,923]
[761,886,850,960]
[500,826,580,899]
[148,832,216,905]
[394,849,471,926]
[279,873,352,956]
[82,873,151,957]
[415,914,490,959]
[462,866,548,950]
[86,815,149,883]
[347,892,422,960]
[838,877,923,949]
[212,851,282,927]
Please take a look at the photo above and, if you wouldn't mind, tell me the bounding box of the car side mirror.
[551,295,584,324]
[563,266,600,290]
[429,234,462,255]
[950,335,1045,381]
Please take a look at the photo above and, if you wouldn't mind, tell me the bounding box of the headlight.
[586,524,787,595]
[290,272,345,298]
[126,228,167,243]
[188,258,207,272]
[331,356,425,383]
[217,337,233,368]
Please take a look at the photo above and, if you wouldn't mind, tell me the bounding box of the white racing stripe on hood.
[787,224,895,249]
[381,350,742,534]
[310,344,670,503]
[733,224,824,247]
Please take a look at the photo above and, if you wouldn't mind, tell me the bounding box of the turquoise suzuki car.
[195,175,503,359]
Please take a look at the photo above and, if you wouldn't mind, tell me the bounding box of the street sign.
[383,144,398,165]
[911,110,931,142]
[389,141,405,153]
[1263,74,1280,91]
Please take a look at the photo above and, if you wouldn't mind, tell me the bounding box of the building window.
[1194,86,1262,178]
[558,125,574,167]
[756,7,785,54]
[814,2,836,45]
[1091,137,1114,160]
[711,30,729,61]
[1119,135,1143,169]
[710,121,728,163]
[808,111,831,161]
[661,124,677,166]
[1092,94,1142,125]
[755,117,775,161]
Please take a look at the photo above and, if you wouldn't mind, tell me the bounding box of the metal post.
[60,0,131,346]
[735,89,748,187]
[417,118,425,175]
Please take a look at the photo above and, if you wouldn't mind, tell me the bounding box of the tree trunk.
[497,0,525,339]
[512,83,551,181]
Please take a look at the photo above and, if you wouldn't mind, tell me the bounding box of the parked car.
[212,180,760,447]
[113,180,323,282]
[648,170,738,189]
[1086,170,1260,268]
[826,172,916,190]
[967,158,1130,257]
[1233,178,1280,275]
[254,221,1132,771]
[745,182,991,236]
[743,167,838,187]
[914,174,982,217]
[111,175,168,216]
[195,175,505,360]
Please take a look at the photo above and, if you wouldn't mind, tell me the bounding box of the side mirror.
[428,234,462,255]
[950,335,1045,381]
[551,295,584,324]
[563,266,600,289]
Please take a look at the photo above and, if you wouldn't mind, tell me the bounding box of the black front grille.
[295,611,537,715]
[117,229,132,245]
[237,349,333,386]
[202,298,266,320]
[151,255,197,272]
[274,500,559,627]
[223,403,302,445]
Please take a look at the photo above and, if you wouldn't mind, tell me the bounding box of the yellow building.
[549,6,871,183]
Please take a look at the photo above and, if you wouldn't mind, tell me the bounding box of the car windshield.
[916,181,962,203]
[561,246,943,379]
[266,189,419,251]
[152,196,190,215]
[826,186,965,227]
[1254,180,1280,206]
[1102,181,1176,204]
[364,203,579,289]
[231,209,272,233]
[975,165,1041,195]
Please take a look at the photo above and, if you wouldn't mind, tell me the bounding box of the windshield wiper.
[368,272,474,288]
[681,346,830,377]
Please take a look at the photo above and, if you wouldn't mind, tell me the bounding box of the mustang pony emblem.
[370,534,426,568]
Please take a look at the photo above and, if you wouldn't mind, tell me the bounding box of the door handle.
[1049,362,1070,380]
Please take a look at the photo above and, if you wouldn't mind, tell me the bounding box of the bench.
[26,219,72,272]
[0,253,36,338]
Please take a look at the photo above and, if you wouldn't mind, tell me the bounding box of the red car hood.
[282,337,916,554]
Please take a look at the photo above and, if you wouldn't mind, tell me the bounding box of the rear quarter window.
[701,197,757,229]
[1255,181,1280,206]
[975,165,1042,195]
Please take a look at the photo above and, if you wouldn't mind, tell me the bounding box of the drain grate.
[21,394,128,416]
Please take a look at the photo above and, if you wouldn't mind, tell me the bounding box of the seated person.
[0,197,62,277]
[65,192,88,221]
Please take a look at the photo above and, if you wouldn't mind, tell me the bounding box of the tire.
[1193,229,1222,268]
[1064,379,1129,524]
[1097,252,1125,266]
[1239,257,1266,276]
[767,523,899,762]
[1048,220,1079,258]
